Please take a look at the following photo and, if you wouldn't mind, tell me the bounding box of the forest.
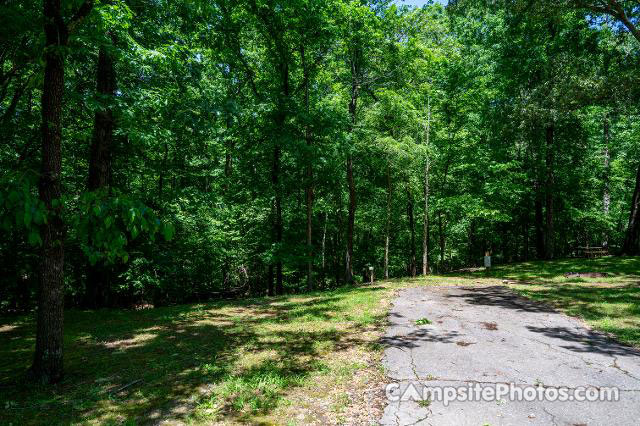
[0,0,639,385]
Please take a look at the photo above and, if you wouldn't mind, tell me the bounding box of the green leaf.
[24,210,32,227]
[163,224,175,241]
[28,230,42,246]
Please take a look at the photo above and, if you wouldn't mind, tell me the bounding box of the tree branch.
[572,0,640,44]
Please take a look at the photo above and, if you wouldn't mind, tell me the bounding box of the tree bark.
[384,166,391,279]
[602,114,610,248]
[438,212,445,266]
[306,165,313,290]
[407,186,416,278]
[224,108,233,191]
[622,163,640,255]
[345,154,355,283]
[422,98,430,275]
[534,181,545,259]
[345,55,359,284]
[272,144,283,295]
[544,124,554,259]
[522,216,529,261]
[271,53,288,295]
[85,43,116,308]
[267,264,274,296]
[321,211,327,283]
[33,0,89,384]
[302,44,313,291]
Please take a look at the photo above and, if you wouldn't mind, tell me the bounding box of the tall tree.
[32,0,93,384]
[85,36,117,307]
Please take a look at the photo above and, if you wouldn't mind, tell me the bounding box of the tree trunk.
[603,114,610,248]
[32,0,72,384]
[407,186,416,278]
[534,181,545,259]
[545,124,554,259]
[438,212,445,267]
[85,43,117,308]
[468,219,476,265]
[345,60,358,284]
[522,216,529,261]
[267,264,274,296]
[345,154,355,283]
[224,108,233,191]
[306,176,313,290]
[302,44,313,291]
[422,98,430,275]
[384,166,391,279]
[272,144,283,295]
[271,53,288,295]
[622,163,640,255]
[321,211,327,283]
[158,142,168,200]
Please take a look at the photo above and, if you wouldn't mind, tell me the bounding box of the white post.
[484,251,491,268]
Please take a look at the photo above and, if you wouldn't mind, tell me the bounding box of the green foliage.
[0,174,47,246]
[74,190,173,266]
[0,0,639,311]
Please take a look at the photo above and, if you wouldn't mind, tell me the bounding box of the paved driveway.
[380,286,640,425]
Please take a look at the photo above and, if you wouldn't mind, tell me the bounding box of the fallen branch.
[111,379,142,394]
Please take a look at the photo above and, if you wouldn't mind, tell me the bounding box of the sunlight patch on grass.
[0,285,393,425]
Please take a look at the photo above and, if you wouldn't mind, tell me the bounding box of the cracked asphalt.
[380,285,640,426]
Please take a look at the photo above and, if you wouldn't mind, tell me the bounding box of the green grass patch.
[0,285,391,425]
[471,256,640,285]
[415,318,432,325]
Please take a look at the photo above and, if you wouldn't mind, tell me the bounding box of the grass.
[472,256,640,285]
[0,286,395,425]
[1,256,638,424]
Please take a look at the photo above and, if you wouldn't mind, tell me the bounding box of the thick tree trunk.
[622,163,640,255]
[85,44,116,308]
[545,124,554,259]
[407,186,416,278]
[603,114,610,248]
[32,0,69,384]
[88,46,116,191]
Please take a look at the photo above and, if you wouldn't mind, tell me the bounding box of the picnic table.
[576,246,609,258]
